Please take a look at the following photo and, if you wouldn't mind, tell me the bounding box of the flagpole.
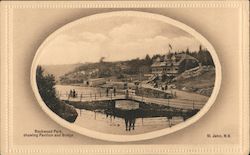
[168,44,172,54]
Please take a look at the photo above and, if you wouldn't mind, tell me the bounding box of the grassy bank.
[135,87,173,99]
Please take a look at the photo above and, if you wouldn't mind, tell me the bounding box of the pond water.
[115,100,139,110]
[56,85,186,134]
[74,108,184,135]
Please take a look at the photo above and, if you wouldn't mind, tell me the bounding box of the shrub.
[36,66,78,123]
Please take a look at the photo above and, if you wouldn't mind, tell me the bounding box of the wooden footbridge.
[57,90,206,110]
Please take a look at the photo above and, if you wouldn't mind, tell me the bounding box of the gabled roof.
[174,54,198,65]
[151,53,199,67]
[178,53,198,61]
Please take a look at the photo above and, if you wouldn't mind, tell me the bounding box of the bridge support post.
[168,118,171,127]
[67,92,70,101]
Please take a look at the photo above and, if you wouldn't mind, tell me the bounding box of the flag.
[169,44,172,50]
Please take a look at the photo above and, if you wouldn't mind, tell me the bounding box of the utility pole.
[139,69,143,102]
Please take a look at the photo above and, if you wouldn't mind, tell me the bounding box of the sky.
[39,15,202,65]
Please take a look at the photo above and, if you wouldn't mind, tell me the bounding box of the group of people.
[69,89,77,98]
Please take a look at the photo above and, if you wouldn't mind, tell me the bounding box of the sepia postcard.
[0,1,249,155]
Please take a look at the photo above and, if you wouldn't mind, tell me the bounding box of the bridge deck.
[58,93,206,110]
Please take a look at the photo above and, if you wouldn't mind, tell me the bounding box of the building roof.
[151,61,167,67]
[174,54,198,65]
[178,53,198,61]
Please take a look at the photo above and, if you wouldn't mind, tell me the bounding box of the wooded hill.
[57,46,214,84]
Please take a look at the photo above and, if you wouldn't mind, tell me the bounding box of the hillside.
[42,64,82,81]
[172,66,215,96]
[59,59,152,84]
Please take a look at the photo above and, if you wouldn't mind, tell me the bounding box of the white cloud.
[40,34,106,65]
[171,36,201,52]
[76,32,108,42]
[108,22,160,43]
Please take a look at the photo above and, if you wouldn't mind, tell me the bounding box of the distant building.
[84,78,106,87]
[151,53,199,77]
[117,62,130,71]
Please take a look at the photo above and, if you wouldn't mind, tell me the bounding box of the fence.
[56,90,127,101]
[57,90,206,110]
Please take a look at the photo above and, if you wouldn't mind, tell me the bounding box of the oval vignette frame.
[30,11,222,142]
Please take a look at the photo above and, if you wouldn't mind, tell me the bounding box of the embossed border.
[0,1,249,155]
[30,10,222,142]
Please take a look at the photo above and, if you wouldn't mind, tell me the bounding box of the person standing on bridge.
[73,89,76,98]
[106,88,109,97]
[113,87,116,96]
[69,90,73,98]
[125,89,129,99]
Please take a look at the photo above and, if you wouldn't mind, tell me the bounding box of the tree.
[196,46,214,66]
[144,54,153,66]
[36,66,58,110]
[99,57,105,63]
[186,48,190,54]
[36,66,78,122]
[199,44,202,52]
[152,54,161,61]
[145,54,151,61]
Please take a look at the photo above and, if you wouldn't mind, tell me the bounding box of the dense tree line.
[151,45,214,66]
[189,45,214,66]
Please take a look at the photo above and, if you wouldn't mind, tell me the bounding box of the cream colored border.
[0,1,249,155]
[31,11,221,142]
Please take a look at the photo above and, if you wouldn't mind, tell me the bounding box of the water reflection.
[105,109,138,131]
[124,110,137,131]
[72,98,198,133]
[75,108,187,134]
[114,100,139,131]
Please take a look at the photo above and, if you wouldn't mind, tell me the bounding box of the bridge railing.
[56,90,127,102]
[56,90,206,110]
